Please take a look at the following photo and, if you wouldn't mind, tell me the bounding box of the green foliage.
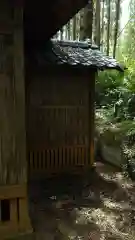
[123,59,135,93]
[96,64,135,168]
[97,70,124,90]
[96,56,135,119]
[96,70,124,107]
[94,0,135,171]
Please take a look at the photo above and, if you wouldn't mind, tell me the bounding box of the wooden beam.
[24,0,89,42]
[0,184,27,200]
[50,0,89,36]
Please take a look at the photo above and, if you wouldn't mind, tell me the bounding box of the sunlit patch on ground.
[27,163,135,240]
[75,201,131,239]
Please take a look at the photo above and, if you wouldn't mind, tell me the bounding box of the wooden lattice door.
[27,72,91,176]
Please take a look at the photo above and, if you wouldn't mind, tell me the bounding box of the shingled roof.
[36,39,124,71]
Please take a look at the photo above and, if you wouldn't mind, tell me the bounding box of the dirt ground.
[24,163,135,240]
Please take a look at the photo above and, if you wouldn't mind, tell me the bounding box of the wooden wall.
[0,1,27,185]
[26,67,95,175]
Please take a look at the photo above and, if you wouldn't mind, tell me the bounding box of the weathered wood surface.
[88,72,95,166]
[25,0,88,43]
[0,1,27,185]
[26,69,95,175]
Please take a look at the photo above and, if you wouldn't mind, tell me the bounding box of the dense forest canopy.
[54,0,131,58]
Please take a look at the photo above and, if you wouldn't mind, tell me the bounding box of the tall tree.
[113,0,121,58]
[80,1,93,41]
[107,0,111,55]
[60,27,64,40]
[79,8,85,40]
[109,0,116,54]
[101,0,105,49]
[84,1,93,41]
[73,16,77,40]
[94,0,101,47]
[76,12,81,40]
[67,21,71,40]
[122,0,135,58]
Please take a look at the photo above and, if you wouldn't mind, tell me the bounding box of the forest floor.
[9,163,135,240]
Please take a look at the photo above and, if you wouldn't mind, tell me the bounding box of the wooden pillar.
[13,2,27,185]
[0,1,32,238]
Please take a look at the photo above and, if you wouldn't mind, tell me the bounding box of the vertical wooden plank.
[51,149,54,170]
[62,147,65,168]
[43,150,46,169]
[59,148,62,170]
[32,151,35,171]
[41,151,43,171]
[37,151,40,171]
[0,33,15,184]
[13,6,27,184]
[38,151,41,171]
[32,151,35,172]
[36,151,38,170]
[78,147,82,165]
[68,147,70,168]
[70,147,73,167]
[67,147,69,168]
[49,150,51,169]
[91,73,95,166]
[29,151,33,173]
[75,147,78,166]
[34,151,37,171]
[88,72,95,167]
[90,142,94,166]
[53,149,56,170]
[10,199,18,226]
[57,149,59,172]
[34,149,37,171]
[81,147,85,166]
[18,198,32,231]
[64,147,67,168]
[40,151,43,170]
[31,151,33,172]
[47,150,50,171]
[0,200,1,221]
[54,149,56,170]
[0,137,2,184]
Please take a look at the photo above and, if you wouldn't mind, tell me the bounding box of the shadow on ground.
[26,163,135,239]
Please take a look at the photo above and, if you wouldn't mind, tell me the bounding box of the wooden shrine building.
[0,0,124,238]
[26,39,123,178]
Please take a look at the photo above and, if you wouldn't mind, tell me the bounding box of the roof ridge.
[51,39,98,50]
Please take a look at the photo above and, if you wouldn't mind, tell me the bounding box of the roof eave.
[25,0,89,43]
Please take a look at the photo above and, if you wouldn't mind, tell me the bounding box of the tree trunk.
[113,0,121,58]
[95,0,100,48]
[67,21,71,40]
[54,32,59,39]
[65,24,68,39]
[73,16,76,40]
[101,0,104,50]
[79,8,85,40]
[81,1,93,41]
[107,0,111,55]
[76,12,80,40]
[60,27,64,40]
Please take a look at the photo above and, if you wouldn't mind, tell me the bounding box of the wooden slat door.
[26,73,90,176]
